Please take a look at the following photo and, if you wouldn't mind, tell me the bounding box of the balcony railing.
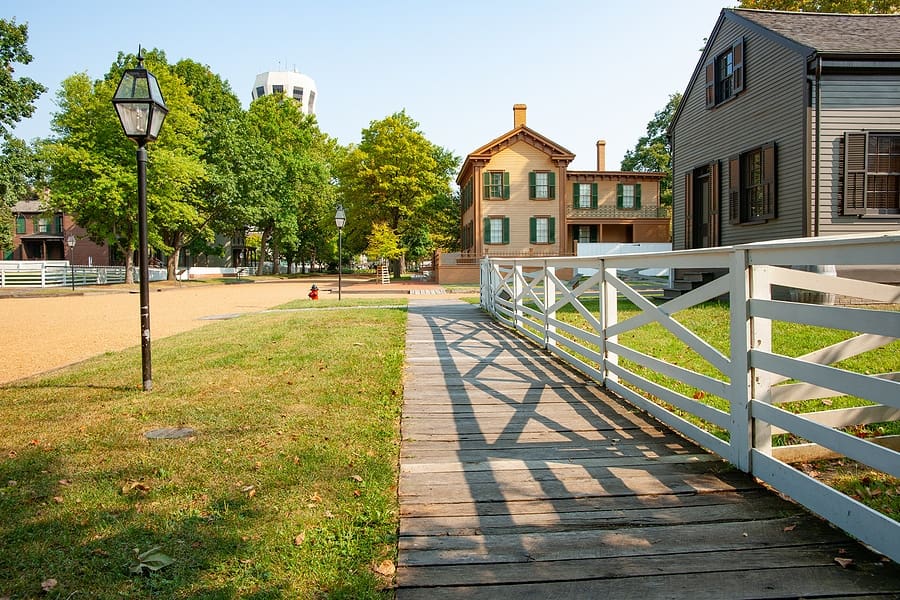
[566,205,670,219]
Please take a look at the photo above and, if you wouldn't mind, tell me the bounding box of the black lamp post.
[335,204,346,301]
[111,48,168,392]
[66,234,76,291]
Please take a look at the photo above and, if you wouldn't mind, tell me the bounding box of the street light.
[335,204,346,301]
[112,47,168,392]
[66,234,76,291]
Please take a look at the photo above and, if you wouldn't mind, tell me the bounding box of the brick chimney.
[596,140,606,171]
[513,104,527,128]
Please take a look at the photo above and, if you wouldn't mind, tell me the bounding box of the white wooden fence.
[480,232,900,562]
[0,261,166,288]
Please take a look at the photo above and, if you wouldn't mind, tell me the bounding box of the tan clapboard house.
[441,104,669,283]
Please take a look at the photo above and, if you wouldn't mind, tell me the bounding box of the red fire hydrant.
[308,284,319,300]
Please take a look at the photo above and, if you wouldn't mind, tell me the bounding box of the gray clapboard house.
[669,8,900,287]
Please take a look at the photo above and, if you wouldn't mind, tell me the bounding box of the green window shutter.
[590,225,598,243]
[729,156,741,224]
[572,183,579,208]
[548,172,556,199]
[502,172,510,199]
[591,183,598,209]
[635,184,642,209]
[529,172,536,198]
[616,183,624,208]
[502,217,510,244]
[483,217,491,243]
[529,217,536,243]
[483,172,491,198]
[548,217,556,244]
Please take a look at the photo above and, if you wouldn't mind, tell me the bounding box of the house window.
[293,87,303,102]
[529,216,555,244]
[272,84,284,94]
[308,91,316,112]
[617,183,642,209]
[705,38,744,108]
[15,216,26,234]
[483,171,510,200]
[483,216,509,244]
[255,86,265,98]
[572,183,598,209]
[529,171,555,199]
[576,225,596,244]
[54,215,63,233]
[844,132,900,215]
[729,143,776,224]
[36,217,50,233]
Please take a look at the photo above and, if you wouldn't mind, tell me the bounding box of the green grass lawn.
[0,300,408,599]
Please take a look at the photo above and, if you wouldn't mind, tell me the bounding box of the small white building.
[251,70,317,115]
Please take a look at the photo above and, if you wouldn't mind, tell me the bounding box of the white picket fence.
[480,231,900,562]
[0,261,166,288]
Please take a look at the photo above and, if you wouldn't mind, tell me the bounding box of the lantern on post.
[111,47,168,392]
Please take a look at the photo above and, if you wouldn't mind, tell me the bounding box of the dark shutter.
[572,183,579,208]
[483,172,491,198]
[729,156,741,224]
[709,161,720,247]
[683,172,694,249]
[616,183,624,208]
[591,183,598,208]
[590,225,598,243]
[502,217,510,244]
[483,217,491,243]
[548,217,556,244]
[705,58,716,108]
[548,172,556,199]
[732,38,744,94]
[529,172,536,198]
[760,143,776,219]
[529,217,536,243]
[502,172,510,199]
[634,184,642,209]
[843,132,867,215]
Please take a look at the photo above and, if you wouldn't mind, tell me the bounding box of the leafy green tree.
[0,19,46,254]
[365,222,403,266]
[739,0,898,11]
[621,92,681,207]
[339,110,459,277]
[45,49,205,283]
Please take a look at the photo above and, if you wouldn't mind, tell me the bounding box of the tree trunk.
[124,248,135,284]
[272,239,281,275]
[166,231,183,281]
[257,225,272,276]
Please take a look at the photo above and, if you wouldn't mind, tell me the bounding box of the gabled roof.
[734,9,900,55]
[457,125,575,185]
[669,8,900,135]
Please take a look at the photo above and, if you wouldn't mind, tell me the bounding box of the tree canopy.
[338,110,459,275]
[621,92,681,207]
[739,0,899,11]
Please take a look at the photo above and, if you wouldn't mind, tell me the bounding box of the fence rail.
[480,232,900,562]
[0,261,165,288]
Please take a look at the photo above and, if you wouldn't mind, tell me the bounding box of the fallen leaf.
[353,342,364,347]
[373,559,396,576]
[350,475,363,483]
[741,532,749,537]
[309,492,322,503]
[130,547,174,575]
[41,578,57,592]
[324,510,334,519]
[783,524,796,532]
[121,481,151,495]
[353,489,361,497]
[834,557,854,568]
[293,532,306,546]
[6,480,16,487]
[692,390,705,400]
[241,485,255,494]
[58,479,72,486]
[821,399,833,406]
[52,496,64,504]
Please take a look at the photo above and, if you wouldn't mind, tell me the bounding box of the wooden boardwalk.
[397,299,900,599]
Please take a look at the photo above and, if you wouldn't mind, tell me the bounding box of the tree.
[621,92,681,207]
[365,222,403,265]
[45,50,205,283]
[339,110,459,277]
[0,19,46,254]
[0,19,46,138]
[739,0,899,11]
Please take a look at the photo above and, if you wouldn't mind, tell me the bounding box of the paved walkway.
[398,299,900,599]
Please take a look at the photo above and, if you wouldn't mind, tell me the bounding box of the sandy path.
[0,278,417,386]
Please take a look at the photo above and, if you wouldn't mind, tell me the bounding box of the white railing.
[480,232,900,562]
[0,261,163,288]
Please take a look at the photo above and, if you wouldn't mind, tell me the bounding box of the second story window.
[16,216,26,234]
[617,183,642,209]
[483,171,510,200]
[574,183,597,209]
[705,37,744,108]
[293,87,304,103]
[529,171,555,199]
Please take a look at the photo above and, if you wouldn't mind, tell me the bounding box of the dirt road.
[0,277,439,386]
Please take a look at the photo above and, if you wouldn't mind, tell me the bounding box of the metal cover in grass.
[144,427,197,439]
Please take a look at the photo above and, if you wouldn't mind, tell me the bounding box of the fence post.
[729,248,752,472]
[599,258,618,385]
[40,263,47,288]
[749,264,773,462]
[513,261,523,331]
[545,262,556,350]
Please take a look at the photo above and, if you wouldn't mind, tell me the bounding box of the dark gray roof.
[733,9,900,54]
[13,200,42,213]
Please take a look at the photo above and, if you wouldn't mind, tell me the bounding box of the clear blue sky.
[6,0,732,171]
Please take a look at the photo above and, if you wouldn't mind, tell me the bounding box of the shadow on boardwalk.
[397,299,900,599]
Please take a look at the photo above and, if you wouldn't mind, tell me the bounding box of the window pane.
[535,217,548,243]
[578,184,591,208]
[535,172,548,198]
[490,218,503,243]
[489,172,503,198]
[272,84,284,94]
[621,184,635,209]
